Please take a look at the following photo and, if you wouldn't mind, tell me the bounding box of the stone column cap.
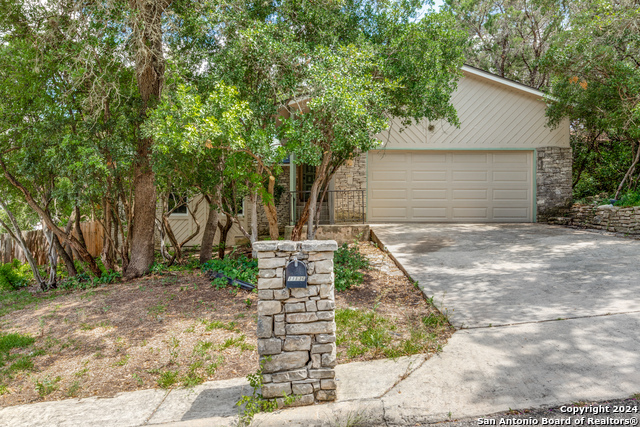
[253,240,338,252]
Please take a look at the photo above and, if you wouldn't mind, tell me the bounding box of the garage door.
[368,151,533,222]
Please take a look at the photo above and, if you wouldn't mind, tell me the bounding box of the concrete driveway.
[371,224,640,424]
[372,223,640,328]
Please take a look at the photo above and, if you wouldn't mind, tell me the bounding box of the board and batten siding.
[376,68,570,150]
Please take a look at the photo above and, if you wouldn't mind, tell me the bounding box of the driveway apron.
[372,224,640,424]
[372,223,640,328]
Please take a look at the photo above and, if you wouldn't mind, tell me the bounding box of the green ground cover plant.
[334,243,370,292]
[336,307,448,360]
[202,252,258,287]
[0,332,38,394]
[0,288,58,318]
[614,190,640,207]
[0,260,31,291]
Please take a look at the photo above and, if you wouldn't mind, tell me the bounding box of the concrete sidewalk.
[0,355,427,427]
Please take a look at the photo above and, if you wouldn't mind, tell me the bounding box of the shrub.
[58,273,94,291]
[614,190,640,207]
[0,260,30,291]
[58,268,121,291]
[201,252,258,285]
[334,243,369,292]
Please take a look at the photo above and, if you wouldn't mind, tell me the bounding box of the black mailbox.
[285,258,308,288]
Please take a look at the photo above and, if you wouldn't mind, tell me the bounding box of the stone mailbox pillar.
[252,240,338,407]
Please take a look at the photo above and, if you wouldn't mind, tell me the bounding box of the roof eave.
[461,65,550,100]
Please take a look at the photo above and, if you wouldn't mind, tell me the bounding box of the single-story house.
[167,64,571,246]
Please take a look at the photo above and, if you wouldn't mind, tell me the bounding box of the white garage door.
[368,150,534,222]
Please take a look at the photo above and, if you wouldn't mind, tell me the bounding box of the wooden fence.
[0,221,104,266]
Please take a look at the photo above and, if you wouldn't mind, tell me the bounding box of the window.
[235,197,245,216]
[168,193,188,215]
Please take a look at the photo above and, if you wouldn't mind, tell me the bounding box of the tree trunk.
[162,213,181,266]
[306,153,331,240]
[249,190,258,244]
[124,0,168,278]
[0,159,102,276]
[101,199,117,272]
[199,194,219,264]
[262,175,280,240]
[217,213,233,259]
[57,217,77,277]
[0,197,45,288]
[53,234,76,277]
[74,206,87,250]
[614,142,640,199]
[177,196,203,255]
[42,223,58,291]
[124,139,157,278]
[312,179,331,239]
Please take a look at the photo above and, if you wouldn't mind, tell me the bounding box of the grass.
[157,370,179,389]
[181,360,205,387]
[336,307,449,360]
[421,312,449,328]
[113,354,130,367]
[0,332,39,392]
[75,367,89,377]
[212,335,255,353]
[35,376,61,397]
[202,319,238,332]
[148,302,167,316]
[206,356,224,376]
[132,373,144,386]
[66,380,81,397]
[0,289,58,318]
[0,333,35,353]
[193,340,213,357]
[8,357,34,372]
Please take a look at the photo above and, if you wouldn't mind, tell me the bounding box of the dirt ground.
[0,242,452,407]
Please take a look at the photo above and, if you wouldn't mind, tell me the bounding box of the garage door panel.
[493,207,530,221]
[411,189,448,200]
[372,189,408,199]
[412,171,447,182]
[453,153,489,163]
[452,170,488,182]
[370,153,408,165]
[493,170,529,182]
[493,189,529,201]
[412,153,447,164]
[492,153,529,164]
[412,208,449,220]
[368,150,533,223]
[371,207,408,219]
[452,207,489,220]
[453,189,488,200]
[371,171,408,182]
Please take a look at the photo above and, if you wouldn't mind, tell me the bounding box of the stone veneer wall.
[333,152,367,222]
[253,240,338,407]
[546,203,640,235]
[537,147,573,220]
